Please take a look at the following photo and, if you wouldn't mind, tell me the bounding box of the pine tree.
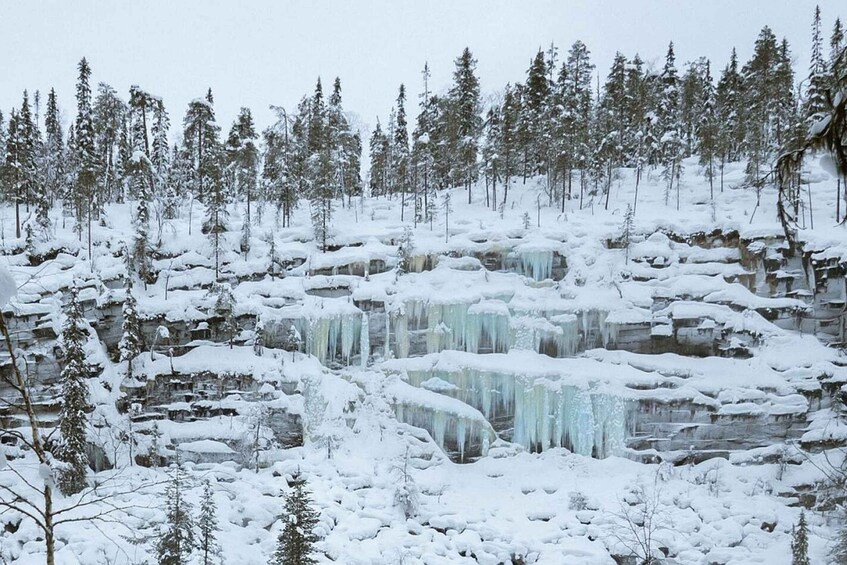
[226,107,259,225]
[658,42,683,208]
[156,459,195,565]
[183,89,221,201]
[57,286,92,496]
[413,63,437,223]
[307,79,334,251]
[3,110,26,236]
[699,60,719,198]
[791,511,810,565]
[119,280,143,378]
[742,27,781,183]
[196,479,220,565]
[558,40,594,209]
[832,18,846,89]
[93,83,127,205]
[833,512,847,564]
[621,203,635,263]
[43,88,65,217]
[151,98,171,189]
[392,85,410,219]
[806,5,830,130]
[448,47,482,202]
[272,473,320,565]
[523,49,551,176]
[211,283,237,348]
[368,119,389,197]
[396,225,414,275]
[74,58,98,251]
[715,48,743,191]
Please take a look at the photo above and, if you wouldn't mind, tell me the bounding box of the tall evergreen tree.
[43,88,65,209]
[151,98,171,189]
[272,473,320,565]
[791,511,810,565]
[196,479,221,565]
[57,286,92,496]
[74,58,98,251]
[183,89,221,201]
[368,119,389,197]
[448,47,482,202]
[392,84,410,218]
[93,83,127,205]
[558,40,594,208]
[156,460,195,565]
[119,280,143,378]
[698,60,719,198]
[658,42,683,207]
[806,5,830,130]
[307,79,334,251]
[742,27,780,182]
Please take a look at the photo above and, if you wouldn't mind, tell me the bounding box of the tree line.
[0,8,844,272]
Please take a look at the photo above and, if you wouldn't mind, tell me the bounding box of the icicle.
[360,314,370,368]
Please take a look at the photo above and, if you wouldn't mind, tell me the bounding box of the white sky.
[1,0,844,140]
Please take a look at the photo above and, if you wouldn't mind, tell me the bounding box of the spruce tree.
[698,60,719,198]
[58,286,92,496]
[658,42,683,208]
[791,511,810,565]
[93,83,127,205]
[307,79,334,251]
[156,460,195,565]
[832,18,846,89]
[558,41,594,209]
[272,473,320,565]
[392,85,410,219]
[833,512,847,564]
[806,5,830,130]
[44,88,65,218]
[183,89,221,201]
[119,280,143,378]
[368,119,389,197]
[448,47,482,202]
[74,58,98,249]
[151,98,171,188]
[715,48,743,190]
[211,283,238,348]
[196,479,221,565]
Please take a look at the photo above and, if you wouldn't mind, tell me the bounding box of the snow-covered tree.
[448,47,483,202]
[393,447,420,519]
[791,511,809,565]
[396,225,414,275]
[156,459,195,565]
[806,5,830,130]
[621,204,635,263]
[272,473,320,565]
[196,479,221,565]
[119,280,143,378]
[57,286,92,496]
[210,282,237,348]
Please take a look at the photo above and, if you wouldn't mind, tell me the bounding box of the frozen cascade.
[405,364,628,458]
[518,250,554,281]
[580,309,610,349]
[305,311,363,365]
[406,367,515,420]
[394,313,410,358]
[466,301,511,354]
[392,402,492,462]
[360,314,370,367]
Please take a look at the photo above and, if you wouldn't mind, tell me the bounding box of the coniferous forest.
[4,3,847,565]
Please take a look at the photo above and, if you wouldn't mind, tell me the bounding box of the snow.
[3,155,847,564]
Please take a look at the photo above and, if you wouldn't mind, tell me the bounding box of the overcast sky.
[2,0,844,140]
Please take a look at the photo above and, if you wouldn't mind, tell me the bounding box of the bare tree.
[609,473,667,565]
[0,291,160,563]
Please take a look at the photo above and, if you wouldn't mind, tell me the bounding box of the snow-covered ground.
[2,158,847,564]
